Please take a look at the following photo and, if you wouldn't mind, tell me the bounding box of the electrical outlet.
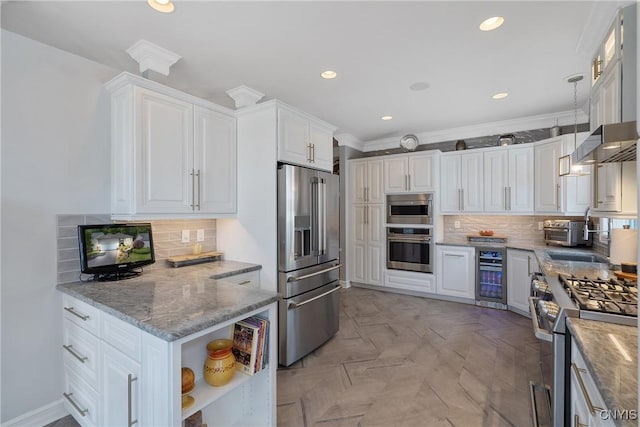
[197,229,205,242]
[181,230,190,243]
[538,221,543,231]
[454,221,461,229]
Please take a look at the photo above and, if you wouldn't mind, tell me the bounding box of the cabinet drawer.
[64,369,100,427]
[62,295,101,336]
[101,312,142,362]
[223,270,260,288]
[384,270,435,293]
[63,319,100,389]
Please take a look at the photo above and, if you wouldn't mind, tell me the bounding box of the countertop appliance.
[476,248,507,308]
[386,227,433,273]
[528,271,637,426]
[543,219,591,247]
[277,163,340,367]
[387,193,433,225]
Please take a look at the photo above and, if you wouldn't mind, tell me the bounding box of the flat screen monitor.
[78,223,155,281]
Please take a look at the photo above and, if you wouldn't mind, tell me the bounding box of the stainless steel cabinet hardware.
[128,373,138,426]
[507,187,512,210]
[365,205,369,225]
[63,392,88,416]
[287,264,342,282]
[190,169,197,210]
[461,188,464,211]
[311,143,315,163]
[504,187,508,210]
[574,415,587,427]
[307,143,312,162]
[238,280,251,285]
[407,174,411,190]
[288,285,341,309]
[527,256,531,276]
[571,363,603,416]
[556,184,560,211]
[458,188,462,211]
[593,58,602,80]
[528,298,553,342]
[64,307,90,321]
[195,169,201,210]
[63,345,88,363]
[364,187,368,202]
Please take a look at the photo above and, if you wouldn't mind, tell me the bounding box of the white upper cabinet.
[534,138,562,213]
[278,105,334,172]
[440,151,483,213]
[560,133,592,214]
[350,158,384,204]
[483,146,533,213]
[383,152,438,194]
[105,72,237,219]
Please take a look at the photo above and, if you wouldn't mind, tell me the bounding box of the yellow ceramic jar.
[203,339,235,387]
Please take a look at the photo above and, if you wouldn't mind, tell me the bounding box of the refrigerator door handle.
[319,179,327,254]
[286,264,342,282]
[288,284,342,309]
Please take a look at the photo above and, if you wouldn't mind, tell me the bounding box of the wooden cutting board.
[613,270,638,281]
[167,251,223,268]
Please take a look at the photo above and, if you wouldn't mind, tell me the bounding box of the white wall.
[216,106,278,292]
[1,30,117,421]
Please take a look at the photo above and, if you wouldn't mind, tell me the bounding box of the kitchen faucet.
[583,207,601,241]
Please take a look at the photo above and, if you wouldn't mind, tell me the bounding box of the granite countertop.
[566,318,638,426]
[196,259,261,279]
[57,262,277,342]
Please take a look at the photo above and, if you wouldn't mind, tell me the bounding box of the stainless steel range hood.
[571,121,638,164]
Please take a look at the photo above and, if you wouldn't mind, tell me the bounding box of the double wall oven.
[386,194,434,274]
[528,261,637,426]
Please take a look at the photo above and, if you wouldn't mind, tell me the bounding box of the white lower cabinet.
[436,245,475,299]
[220,270,261,288]
[349,203,384,286]
[506,249,537,316]
[570,338,616,427]
[384,269,435,293]
[62,295,276,426]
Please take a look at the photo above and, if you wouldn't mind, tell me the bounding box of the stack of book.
[230,316,269,376]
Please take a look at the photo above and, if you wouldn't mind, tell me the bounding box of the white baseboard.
[339,280,351,288]
[2,399,68,427]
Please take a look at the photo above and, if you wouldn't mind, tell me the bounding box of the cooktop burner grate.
[559,274,638,317]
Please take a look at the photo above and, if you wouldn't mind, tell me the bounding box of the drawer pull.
[571,363,603,416]
[128,373,138,426]
[63,392,88,416]
[64,306,90,321]
[238,280,251,285]
[63,345,88,363]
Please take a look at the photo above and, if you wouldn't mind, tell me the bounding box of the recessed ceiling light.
[492,92,509,100]
[147,0,175,13]
[479,16,504,31]
[409,82,430,91]
[381,115,393,121]
[321,70,337,79]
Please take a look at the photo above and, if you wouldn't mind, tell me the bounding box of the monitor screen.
[78,223,155,277]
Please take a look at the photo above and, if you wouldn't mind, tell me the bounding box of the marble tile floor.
[277,287,541,427]
[46,287,540,427]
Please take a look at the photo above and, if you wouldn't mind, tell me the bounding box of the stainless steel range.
[529,270,637,426]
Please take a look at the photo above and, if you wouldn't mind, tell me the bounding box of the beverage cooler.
[476,248,507,306]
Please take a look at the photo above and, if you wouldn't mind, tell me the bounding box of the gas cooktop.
[559,273,638,317]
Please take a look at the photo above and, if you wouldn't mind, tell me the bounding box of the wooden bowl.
[479,230,494,236]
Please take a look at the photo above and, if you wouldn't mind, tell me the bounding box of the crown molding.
[226,85,265,109]
[335,133,364,151]
[126,39,181,76]
[575,1,631,57]
[361,110,589,152]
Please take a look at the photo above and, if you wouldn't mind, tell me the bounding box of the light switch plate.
[181,230,190,243]
[538,222,543,231]
[454,221,461,229]
[197,229,205,242]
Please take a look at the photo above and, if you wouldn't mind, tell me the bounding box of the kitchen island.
[57,263,278,427]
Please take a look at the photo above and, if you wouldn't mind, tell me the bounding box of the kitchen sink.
[546,251,609,264]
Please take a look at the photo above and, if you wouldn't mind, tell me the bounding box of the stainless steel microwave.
[387,193,433,225]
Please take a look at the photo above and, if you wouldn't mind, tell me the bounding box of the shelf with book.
[177,302,277,427]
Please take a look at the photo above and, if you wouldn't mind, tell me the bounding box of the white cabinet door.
[385,270,435,293]
[594,163,622,211]
[136,88,194,214]
[561,133,592,214]
[508,146,534,212]
[367,159,384,203]
[194,106,237,213]
[384,157,408,193]
[278,107,310,167]
[484,150,509,212]
[461,152,484,212]
[436,246,475,299]
[600,61,621,126]
[408,153,436,192]
[506,249,535,315]
[277,107,334,172]
[440,154,462,212]
[310,122,334,172]
[102,344,141,427]
[349,205,367,284]
[590,88,603,132]
[348,203,383,286]
[534,139,561,213]
[366,204,385,286]
[350,160,368,204]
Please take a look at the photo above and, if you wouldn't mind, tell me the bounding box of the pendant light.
[559,75,589,176]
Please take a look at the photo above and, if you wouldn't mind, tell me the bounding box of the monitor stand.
[92,270,142,282]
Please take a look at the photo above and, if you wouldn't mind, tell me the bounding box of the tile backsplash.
[442,215,548,246]
[56,215,217,284]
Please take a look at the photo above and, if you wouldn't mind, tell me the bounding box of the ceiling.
[0,1,627,146]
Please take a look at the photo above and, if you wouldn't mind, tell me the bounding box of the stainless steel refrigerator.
[277,163,340,366]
